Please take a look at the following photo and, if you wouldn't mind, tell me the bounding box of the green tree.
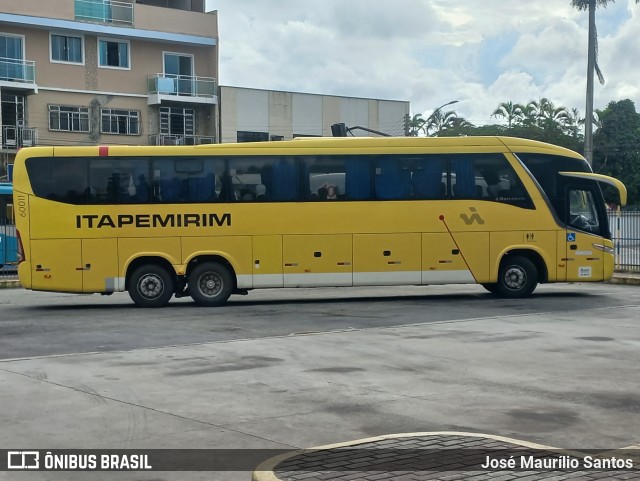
[406,114,425,137]
[563,108,585,139]
[424,109,464,137]
[592,99,640,205]
[571,0,640,164]
[491,101,522,128]
[515,101,539,128]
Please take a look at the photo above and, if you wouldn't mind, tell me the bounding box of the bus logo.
[460,207,484,225]
[7,451,39,469]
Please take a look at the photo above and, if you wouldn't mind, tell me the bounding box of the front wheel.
[188,262,233,307]
[128,264,174,307]
[497,256,538,298]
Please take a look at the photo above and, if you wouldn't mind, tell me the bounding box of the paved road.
[1,283,639,480]
[2,283,639,360]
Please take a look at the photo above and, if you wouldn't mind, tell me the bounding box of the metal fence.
[609,210,640,272]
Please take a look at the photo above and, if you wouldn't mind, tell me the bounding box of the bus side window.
[345,157,371,200]
[375,157,411,200]
[413,156,446,199]
[451,157,476,198]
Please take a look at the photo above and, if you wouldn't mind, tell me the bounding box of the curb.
[251,432,559,481]
[609,274,640,286]
[0,279,21,289]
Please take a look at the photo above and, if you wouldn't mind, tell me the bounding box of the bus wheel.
[188,262,233,307]
[497,256,538,298]
[128,265,174,308]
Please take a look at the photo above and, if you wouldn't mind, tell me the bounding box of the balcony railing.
[149,134,214,146]
[75,0,134,26]
[148,74,217,103]
[0,58,36,85]
[2,126,38,149]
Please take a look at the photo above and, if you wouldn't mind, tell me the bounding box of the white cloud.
[208,0,640,125]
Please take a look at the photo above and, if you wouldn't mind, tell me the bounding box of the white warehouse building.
[219,86,410,143]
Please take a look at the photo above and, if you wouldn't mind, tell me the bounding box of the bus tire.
[128,264,174,308]
[497,256,538,298]
[188,262,233,307]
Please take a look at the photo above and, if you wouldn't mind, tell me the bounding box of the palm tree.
[491,101,522,128]
[424,110,461,137]
[563,108,585,138]
[406,114,425,137]
[538,98,570,130]
[571,0,639,164]
[516,101,539,128]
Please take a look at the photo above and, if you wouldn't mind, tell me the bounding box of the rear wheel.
[128,264,174,307]
[497,256,538,298]
[188,262,233,307]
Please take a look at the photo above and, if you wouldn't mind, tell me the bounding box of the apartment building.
[0,0,218,178]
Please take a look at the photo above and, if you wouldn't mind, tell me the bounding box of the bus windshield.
[515,152,610,237]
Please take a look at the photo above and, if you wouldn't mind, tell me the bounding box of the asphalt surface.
[0,283,639,481]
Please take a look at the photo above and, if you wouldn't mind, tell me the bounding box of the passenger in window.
[256,184,266,200]
[317,187,328,200]
[482,170,501,198]
[240,188,256,201]
[326,185,338,200]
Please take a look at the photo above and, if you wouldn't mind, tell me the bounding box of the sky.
[205,0,640,127]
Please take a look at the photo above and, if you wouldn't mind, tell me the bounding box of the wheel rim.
[503,265,527,291]
[138,274,164,299]
[198,271,223,298]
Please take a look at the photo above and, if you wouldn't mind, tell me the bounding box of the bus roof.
[15,136,585,161]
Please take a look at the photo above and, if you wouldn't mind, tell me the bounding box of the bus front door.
[564,186,605,282]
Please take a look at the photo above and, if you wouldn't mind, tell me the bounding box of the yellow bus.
[12,136,627,307]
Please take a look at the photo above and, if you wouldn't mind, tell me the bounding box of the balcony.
[147,74,217,105]
[0,58,37,92]
[149,134,214,146]
[75,0,134,27]
[2,126,38,150]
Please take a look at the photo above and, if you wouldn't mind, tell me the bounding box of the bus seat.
[135,174,150,203]
[187,174,215,202]
[160,178,181,202]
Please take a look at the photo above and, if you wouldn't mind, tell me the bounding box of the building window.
[98,39,129,69]
[50,34,83,64]
[0,34,25,81]
[48,105,90,132]
[237,131,268,143]
[160,106,195,136]
[101,108,140,135]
